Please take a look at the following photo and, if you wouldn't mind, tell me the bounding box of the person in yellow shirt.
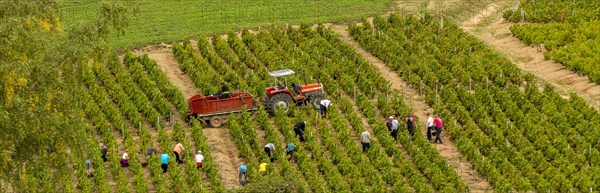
[259,162,267,176]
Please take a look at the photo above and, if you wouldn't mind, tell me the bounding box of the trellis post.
[170,112,174,126]
[520,8,525,22]
[420,80,423,96]
[435,81,439,104]
[469,79,472,91]
[438,16,444,35]
[354,86,357,101]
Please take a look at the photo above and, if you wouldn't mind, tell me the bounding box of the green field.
[504,0,600,83]
[59,0,393,47]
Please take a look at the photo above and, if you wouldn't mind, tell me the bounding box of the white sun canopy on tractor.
[268,69,295,78]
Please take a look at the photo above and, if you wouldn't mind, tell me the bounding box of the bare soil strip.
[145,47,242,188]
[144,45,201,99]
[329,24,493,193]
[202,128,242,188]
[459,3,600,110]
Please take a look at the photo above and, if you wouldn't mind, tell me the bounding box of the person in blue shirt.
[286,142,296,161]
[160,153,170,173]
[85,159,93,177]
[239,164,248,186]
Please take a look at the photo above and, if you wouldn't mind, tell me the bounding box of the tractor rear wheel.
[268,93,293,115]
[308,92,326,110]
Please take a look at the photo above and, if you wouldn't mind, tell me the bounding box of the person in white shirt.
[386,116,394,131]
[195,150,204,170]
[361,130,372,153]
[264,143,276,162]
[426,112,435,142]
[391,117,399,141]
[319,99,332,119]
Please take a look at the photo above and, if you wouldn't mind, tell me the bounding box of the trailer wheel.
[209,116,223,128]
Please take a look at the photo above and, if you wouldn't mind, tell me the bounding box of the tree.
[0,0,135,190]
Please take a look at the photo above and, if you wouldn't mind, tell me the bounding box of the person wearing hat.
[319,99,332,119]
[386,115,395,131]
[120,153,129,167]
[195,150,204,170]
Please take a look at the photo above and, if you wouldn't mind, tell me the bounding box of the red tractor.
[263,69,326,114]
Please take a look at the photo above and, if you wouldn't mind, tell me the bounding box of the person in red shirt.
[433,115,443,144]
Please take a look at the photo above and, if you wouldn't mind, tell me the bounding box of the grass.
[424,0,495,22]
[59,0,394,48]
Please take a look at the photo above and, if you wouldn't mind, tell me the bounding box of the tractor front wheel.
[268,93,293,115]
[308,92,326,110]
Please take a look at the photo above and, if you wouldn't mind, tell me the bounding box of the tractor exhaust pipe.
[303,68,307,85]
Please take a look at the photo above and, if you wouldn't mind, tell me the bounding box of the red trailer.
[187,91,257,127]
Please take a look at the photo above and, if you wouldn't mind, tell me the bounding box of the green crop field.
[59,0,393,47]
[504,0,600,83]
[5,1,600,192]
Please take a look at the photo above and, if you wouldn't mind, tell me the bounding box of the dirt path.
[143,45,201,99]
[202,128,242,188]
[329,24,493,193]
[459,3,600,109]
